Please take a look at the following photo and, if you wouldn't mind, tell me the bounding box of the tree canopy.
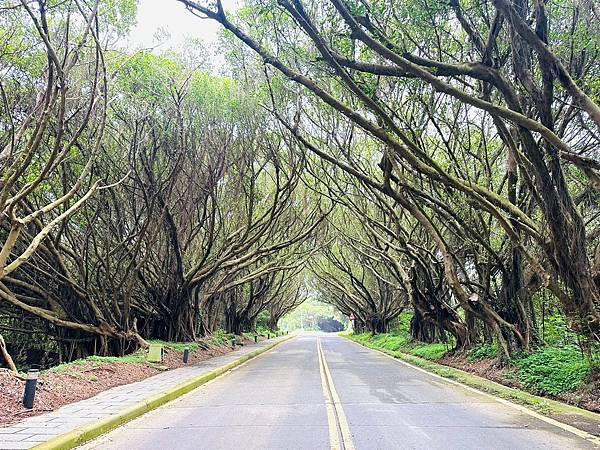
[1,0,600,366]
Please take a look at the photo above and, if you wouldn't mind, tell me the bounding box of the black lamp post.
[23,368,39,409]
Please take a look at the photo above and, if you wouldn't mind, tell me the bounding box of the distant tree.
[318,317,344,333]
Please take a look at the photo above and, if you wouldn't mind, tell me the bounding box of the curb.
[32,336,293,450]
[345,336,600,445]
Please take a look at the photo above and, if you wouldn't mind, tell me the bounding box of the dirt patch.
[439,354,600,414]
[560,371,600,413]
[0,340,249,428]
[160,343,233,369]
[439,355,521,388]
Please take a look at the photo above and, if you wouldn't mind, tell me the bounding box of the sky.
[126,0,240,53]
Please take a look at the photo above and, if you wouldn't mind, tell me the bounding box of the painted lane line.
[318,338,342,450]
[348,338,600,448]
[318,338,356,450]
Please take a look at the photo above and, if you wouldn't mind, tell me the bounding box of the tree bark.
[0,334,18,373]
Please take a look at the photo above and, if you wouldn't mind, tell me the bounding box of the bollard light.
[231,337,236,348]
[23,368,39,409]
[183,346,190,363]
[254,335,258,343]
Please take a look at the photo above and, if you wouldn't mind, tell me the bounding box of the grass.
[348,332,598,400]
[351,332,450,360]
[410,343,450,360]
[208,329,234,346]
[43,329,279,375]
[47,332,238,374]
[152,330,240,349]
[147,339,200,353]
[49,352,147,373]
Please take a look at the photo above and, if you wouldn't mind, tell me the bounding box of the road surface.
[81,335,597,450]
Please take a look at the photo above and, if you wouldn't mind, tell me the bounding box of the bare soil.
[0,340,247,427]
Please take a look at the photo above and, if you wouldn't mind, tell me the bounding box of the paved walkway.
[0,337,287,450]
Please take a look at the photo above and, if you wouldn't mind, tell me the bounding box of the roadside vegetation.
[2,0,600,417]
[0,2,316,371]
[350,314,599,411]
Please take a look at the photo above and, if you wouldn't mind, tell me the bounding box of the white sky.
[126,0,241,52]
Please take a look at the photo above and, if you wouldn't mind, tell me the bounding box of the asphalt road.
[81,335,598,450]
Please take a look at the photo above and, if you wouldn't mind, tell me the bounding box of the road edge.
[32,336,293,450]
[344,335,600,445]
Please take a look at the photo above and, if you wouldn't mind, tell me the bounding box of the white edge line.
[347,338,600,447]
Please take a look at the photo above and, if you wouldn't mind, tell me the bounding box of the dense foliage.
[180,0,600,361]
[0,0,321,367]
[2,0,600,373]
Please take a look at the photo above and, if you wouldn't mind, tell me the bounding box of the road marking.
[317,338,356,450]
[348,339,600,448]
[318,338,342,450]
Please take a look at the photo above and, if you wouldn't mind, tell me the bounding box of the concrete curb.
[345,336,600,444]
[32,336,293,450]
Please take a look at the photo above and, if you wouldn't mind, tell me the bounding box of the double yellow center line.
[317,338,356,450]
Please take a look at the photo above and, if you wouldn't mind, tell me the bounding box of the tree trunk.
[0,334,18,373]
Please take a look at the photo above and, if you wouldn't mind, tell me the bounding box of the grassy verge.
[48,353,146,375]
[41,329,286,377]
[47,331,246,375]
[346,332,600,422]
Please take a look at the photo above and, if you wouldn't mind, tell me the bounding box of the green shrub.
[468,343,498,362]
[256,325,274,336]
[49,352,145,373]
[209,329,233,346]
[147,340,200,353]
[255,311,270,329]
[541,314,579,347]
[390,312,412,335]
[513,347,591,396]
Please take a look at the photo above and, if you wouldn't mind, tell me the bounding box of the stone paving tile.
[0,429,25,435]
[46,417,91,425]
[0,435,32,442]
[0,337,285,450]
[0,442,36,449]
[22,435,59,442]
[5,418,46,426]
[18,427,63,434]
